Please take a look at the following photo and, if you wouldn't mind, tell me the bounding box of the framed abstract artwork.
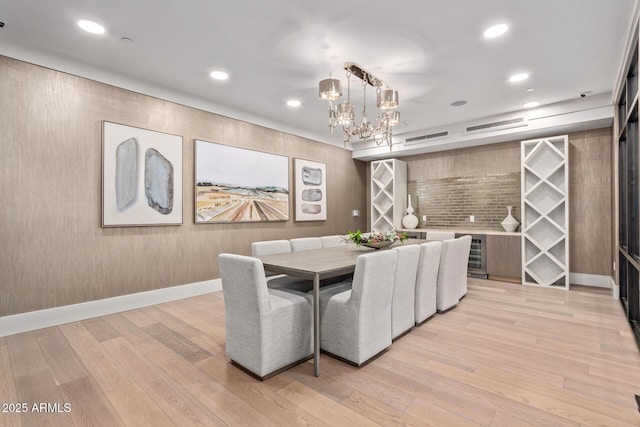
[102,121,183,227]
[195,140,289,223]
[294,158,327,221]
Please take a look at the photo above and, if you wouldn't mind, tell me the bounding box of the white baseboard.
[0,279,222,338]
[569,272,612,288]
[611,277,620,300]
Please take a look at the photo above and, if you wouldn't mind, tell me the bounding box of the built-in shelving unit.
[370,159,407,232]
[521,135,569,289]
[617,27,640,346]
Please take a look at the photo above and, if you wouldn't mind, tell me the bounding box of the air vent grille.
[466,117,526,132]
[405,131,449,144]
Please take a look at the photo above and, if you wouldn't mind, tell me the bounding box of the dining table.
[256,239,427,376]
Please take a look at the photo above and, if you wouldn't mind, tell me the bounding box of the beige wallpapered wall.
[0,56,368,317]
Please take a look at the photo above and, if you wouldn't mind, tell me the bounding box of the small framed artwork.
[102,121,183,227]
[294,158,327,221]
[195,140,289,223]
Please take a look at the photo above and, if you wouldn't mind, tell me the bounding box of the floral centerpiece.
[344,229,408,249]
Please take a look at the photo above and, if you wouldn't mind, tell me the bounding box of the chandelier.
[319,62,400,148]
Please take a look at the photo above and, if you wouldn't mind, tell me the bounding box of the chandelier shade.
[319,77,342,100]
[377,88,399,109]
[336,101,354,126]
[318,62,400,149]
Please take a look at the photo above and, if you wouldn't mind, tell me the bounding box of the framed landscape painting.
[294,158,327,221]
[102,121,183,227]
[195,140,289,223]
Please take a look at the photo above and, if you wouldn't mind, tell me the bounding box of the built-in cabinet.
[487,235,522,280]
[521,135,570,289]
[370,159,407,232]
[617,28,640,344]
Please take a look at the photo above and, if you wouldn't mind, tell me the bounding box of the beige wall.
[371,128,613,276]
[0,56,367,317]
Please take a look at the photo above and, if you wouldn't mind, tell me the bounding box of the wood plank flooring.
[1,279,639,426]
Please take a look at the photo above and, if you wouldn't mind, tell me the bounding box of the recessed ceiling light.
[77,19,105,35]
[524,101,540,108]
[526,88,535,92]
[509,73,529,83]
[286,100,301,107]
[209,71,229,80]
[484,24,508,39]
[450,100,468,107]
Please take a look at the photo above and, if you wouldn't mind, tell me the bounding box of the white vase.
[501,206,519,232]
[402,194,419,229]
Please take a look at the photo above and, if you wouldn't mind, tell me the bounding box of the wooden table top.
[257,239,428,280]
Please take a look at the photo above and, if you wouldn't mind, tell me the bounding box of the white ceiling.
[0,0,635,152]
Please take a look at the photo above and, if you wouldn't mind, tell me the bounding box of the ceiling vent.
[465,117,527,133]
[404,130,449,145]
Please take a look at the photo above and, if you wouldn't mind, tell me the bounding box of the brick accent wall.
[407,172,521,231]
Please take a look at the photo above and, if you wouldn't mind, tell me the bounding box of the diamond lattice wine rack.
[370,159,406,232]
[521,135,569,288]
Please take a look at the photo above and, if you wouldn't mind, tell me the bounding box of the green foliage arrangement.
[344,229,408,248]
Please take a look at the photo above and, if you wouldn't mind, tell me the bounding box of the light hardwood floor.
[1,279,639,426]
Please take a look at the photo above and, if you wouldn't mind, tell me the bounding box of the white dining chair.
[391,245,420,340]
[321,235,347,248]
[426,231,456,241]
[251,239,291,257]
[251,239,312,292]
[456,235,472,299]
[436,236,471,312]
[414,241,442,325]
[290,237,323,251]
[315,250,398,366]
[218,253,313,379]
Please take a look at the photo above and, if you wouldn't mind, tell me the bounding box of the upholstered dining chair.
[290,237,323,252]
[218,253,313,379]
[456,235,472,299]
[435,236,472,312]
[316,250,398,366]
[414,241,443,325]
[251,239,291,257]
[425,230,456,241]
[251,239,312,292]
[320,235,347,248]
[391,245,420,340]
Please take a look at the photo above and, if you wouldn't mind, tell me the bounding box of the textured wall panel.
[0,56,367,316]
[386,129,613,276]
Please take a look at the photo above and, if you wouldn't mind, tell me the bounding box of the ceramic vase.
[501,206,519,232]
[402,194,419,229]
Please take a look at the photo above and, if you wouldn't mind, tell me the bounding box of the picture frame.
[294,158,327,221]
[194,139,289,223]
[102,121,183,227]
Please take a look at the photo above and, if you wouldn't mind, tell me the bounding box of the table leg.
[313,272,320,377]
